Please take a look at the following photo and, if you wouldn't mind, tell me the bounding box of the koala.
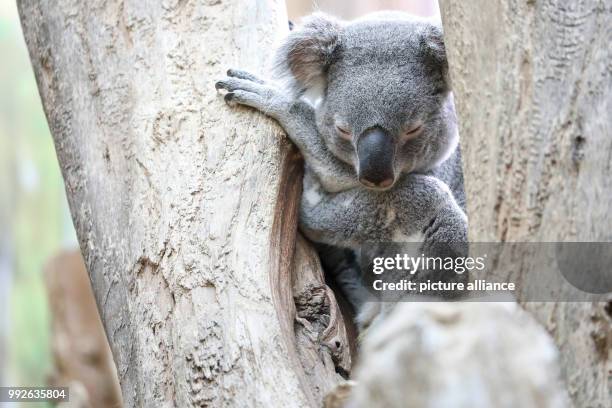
[215,11,467,329]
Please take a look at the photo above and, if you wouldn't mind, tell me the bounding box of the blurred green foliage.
[0,2,77,403]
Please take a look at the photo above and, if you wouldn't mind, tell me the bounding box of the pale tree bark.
[347,302,568,408]
[18,0,351,406]
[440,1,612,407]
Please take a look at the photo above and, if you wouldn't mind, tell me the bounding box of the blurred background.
[0,0,438,406]
[286,0,438,20]
[0,1,79,406]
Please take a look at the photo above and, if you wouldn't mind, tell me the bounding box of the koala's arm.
[300,173,467,248]
[215,69,358,192]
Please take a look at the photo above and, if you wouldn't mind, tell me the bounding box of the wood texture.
[440,1,612,406]
[18,0,350,406]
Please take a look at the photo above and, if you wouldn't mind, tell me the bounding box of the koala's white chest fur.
[303,182,323,206]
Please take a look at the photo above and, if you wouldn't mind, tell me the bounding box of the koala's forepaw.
[215,69,264,92]
[215,68,288,117]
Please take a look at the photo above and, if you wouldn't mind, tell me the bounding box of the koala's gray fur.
[215,11,467,328]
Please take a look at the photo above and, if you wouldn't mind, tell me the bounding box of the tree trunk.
[440,1,612,406]
[18,1,351,406]
[347,302,568,408]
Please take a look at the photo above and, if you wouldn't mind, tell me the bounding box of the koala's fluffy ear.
[274,12,342,96]
[420,24,450,93]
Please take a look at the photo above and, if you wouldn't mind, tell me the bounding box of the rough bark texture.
[440,1,612,407]
[19,0,350,406]
[45,250,123,408]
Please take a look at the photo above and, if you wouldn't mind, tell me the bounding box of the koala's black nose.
[357,127,396,189]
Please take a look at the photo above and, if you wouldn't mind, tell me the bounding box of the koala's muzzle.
[357,127,396,189]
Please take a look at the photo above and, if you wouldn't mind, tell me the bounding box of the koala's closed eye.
[334,115,352,140]
[335,124,352,140]
[401,124,423,142]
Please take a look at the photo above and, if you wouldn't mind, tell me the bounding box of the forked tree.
[18,0,610,407]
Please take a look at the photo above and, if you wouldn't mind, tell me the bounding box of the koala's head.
[275,12,458,190]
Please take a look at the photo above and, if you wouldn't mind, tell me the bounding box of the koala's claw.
[226,68,264,84]
[224,90,271,113]
[215,77,264,94]
[223,92,236,105]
